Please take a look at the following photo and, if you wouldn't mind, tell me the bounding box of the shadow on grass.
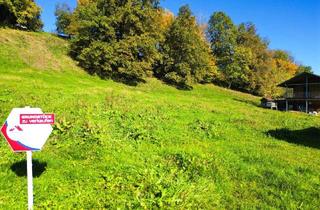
[266,127,320,149]
[233,98,260,107]
[157,78,193,91]
[11,159,47,177]
[68,55,147,86]
[111,75,146,86]
[86,71,147,86]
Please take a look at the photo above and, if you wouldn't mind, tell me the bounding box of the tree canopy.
[157,5,216,89]
[208,12,303,97]
[54,3,73,35]
[0,0,43,31]
[207,12,239,88]
[69,0,162,84]
[58,2,311,96]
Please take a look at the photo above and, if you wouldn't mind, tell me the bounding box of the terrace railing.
[285,90,320,99]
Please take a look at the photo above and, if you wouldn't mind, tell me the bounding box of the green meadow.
[0,29,319,209]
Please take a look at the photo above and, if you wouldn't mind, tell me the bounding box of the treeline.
[207,12,312,96]
[0,0,312,97]
[56,1,216,89]
[56,0,311,96]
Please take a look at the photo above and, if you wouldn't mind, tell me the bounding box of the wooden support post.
[286,100,288,111]
[306,75,309,113]
[306,76,309,98]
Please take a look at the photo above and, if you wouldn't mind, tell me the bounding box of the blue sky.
[36,0,320,74]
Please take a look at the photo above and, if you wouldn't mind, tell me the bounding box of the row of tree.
[0,0,312,97]
[207,12,312,96]
[55,1,217,89]
[56,0,312,96]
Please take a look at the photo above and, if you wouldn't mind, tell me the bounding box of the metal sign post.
[27,151,33,210]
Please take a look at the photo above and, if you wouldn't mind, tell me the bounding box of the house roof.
[278,72,320,87]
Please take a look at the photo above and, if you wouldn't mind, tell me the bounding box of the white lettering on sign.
[20,114,55,125]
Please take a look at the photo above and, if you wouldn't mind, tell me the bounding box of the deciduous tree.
[0,0,43,31]
[54,3,72,35]
[297,65,313,74]
[70,0,161,84]
[158,5,216,88]
[236,22,273,94]
[207,12,240,88]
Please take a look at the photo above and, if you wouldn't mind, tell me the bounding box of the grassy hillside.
[0,29,319,209]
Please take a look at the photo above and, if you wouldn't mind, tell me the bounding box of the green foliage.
[208,16,301,97]
[208,12,237,59]
[236,22,274,95]
[0,29,320,209]
[297,65,313,74]
[273,49,293,62]
[70,0,161,83]
[0,0,43,31]
[54,3,72,35]
[0,0,16,26]
[189,119,222,139]
[158,5,217,89]
[223,46,253,89]
[53,117,72,134]
[235,23,300,97]
[63,2,308,96]
[207,12,240,88]
[264,50,299,97]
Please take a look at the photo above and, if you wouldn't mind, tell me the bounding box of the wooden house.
[278,72,320,113]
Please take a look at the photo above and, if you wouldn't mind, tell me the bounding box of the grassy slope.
[0,29,319,209]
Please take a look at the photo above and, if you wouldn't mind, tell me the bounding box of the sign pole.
[27,151,33,210]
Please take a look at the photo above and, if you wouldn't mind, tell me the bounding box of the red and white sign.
[1,108,54,152]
